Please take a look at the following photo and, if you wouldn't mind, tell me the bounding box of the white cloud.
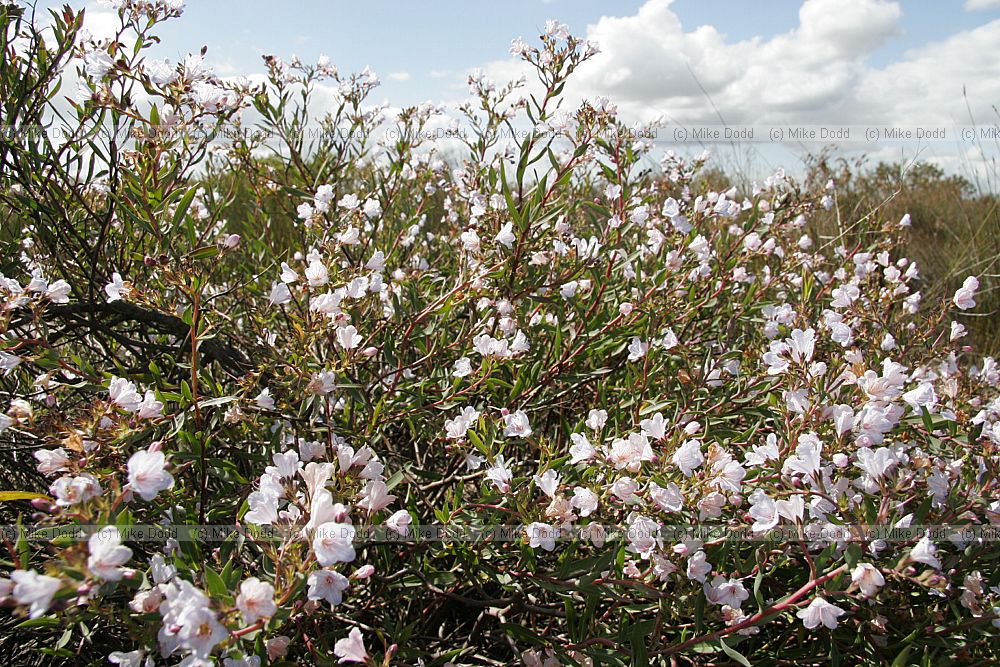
[965,0,1000,10]
[387,71,412,82]
[558,0,903,124]
[80,2,123,42]
[476,0,1000,135]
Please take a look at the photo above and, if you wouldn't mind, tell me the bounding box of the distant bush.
[1,3,998,666]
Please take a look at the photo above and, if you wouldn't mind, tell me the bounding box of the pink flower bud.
[267,635,291,660]
[362,346,378,358]
[352,565,375,580]
[31,498,56,513]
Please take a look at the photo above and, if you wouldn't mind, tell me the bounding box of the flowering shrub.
[1,3,999,665]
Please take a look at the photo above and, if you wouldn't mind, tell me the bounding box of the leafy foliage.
[1,3,998,666]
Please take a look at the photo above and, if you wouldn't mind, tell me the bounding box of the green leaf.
[188,245,220,261]
[891,645,913,667]
[171,187,198,230]
[719,637,751,667]
[203,566,227,598]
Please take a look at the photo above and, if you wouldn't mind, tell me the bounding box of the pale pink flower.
[796,597,846,630]
[334,627,368,663]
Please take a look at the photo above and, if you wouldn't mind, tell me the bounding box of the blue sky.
[95,0,1000,105]
[44,0,1000,182]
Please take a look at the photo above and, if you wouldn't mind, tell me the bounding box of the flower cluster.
[1,6,998,666]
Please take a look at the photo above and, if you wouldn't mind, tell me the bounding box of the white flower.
[87,527,132,581]
[11,569,62,618]
[308,569,350,606]
[386,509,412,537]
[445,406,480,440]
[357,480,396,513]
[338,226,361,245]
[830,284,859,308]
[270,450,300,479]
[223,656,261,667]
[829,321,853,347]
[569,433,596,463]
[902,382,938,412]
[50,473,101,506]
[909,534,941,569]
[150,553,176,584]
[309,371,337,396]
[335,325,362,350]
[851,563,885,597]
[626,515,662,559]
[608,432,655,471]
[255,388,275,410]
[362,198,382,219]
[640,412,668,440]
[104,273,129,302]
[236,577,276,624]
[649,481,684,513]
[108,650,145,667]
[461,229,481,251]
[854,446,897,480]
[586,409,608,430]
[560,281,579,299]
[782,433,822,477]
[494,221,516,248]
[571,487,598,516]
[953,276,979,310]
[526,522,557,551]
[305,260,329,287]
[45,279,71,303]
[244,491,279,525]
[485,455,513,492]
[796,597,846,630]
[705,575,749,608]
[174,603,228,659]
[366,251,386,272]
[503,410,532,438]
[84,49,114,78]
[453,357,473,377]
[313,522,356,565]
[269,281,291,305]
[279,262,299,283]
[334,627,368,664]
[108,376,141,412]
[0,351,21,375]
[34,448,70,476]
[748,491,779,532]
[686,550,711,583]
[627,337,648,362]
[787,328,815,363]
[532,470,560,498]
[672,439,704,477]
[127,449,174,501]
[136,390,164,419]
[146,58,178,86]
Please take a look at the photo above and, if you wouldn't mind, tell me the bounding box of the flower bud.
[351,565,375,580]
[267,635,291,661]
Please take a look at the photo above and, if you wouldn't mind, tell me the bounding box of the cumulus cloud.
[478,0,999,134]
[387,71,412,82]
[965,0,1000,10]
[563,0,904,124]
